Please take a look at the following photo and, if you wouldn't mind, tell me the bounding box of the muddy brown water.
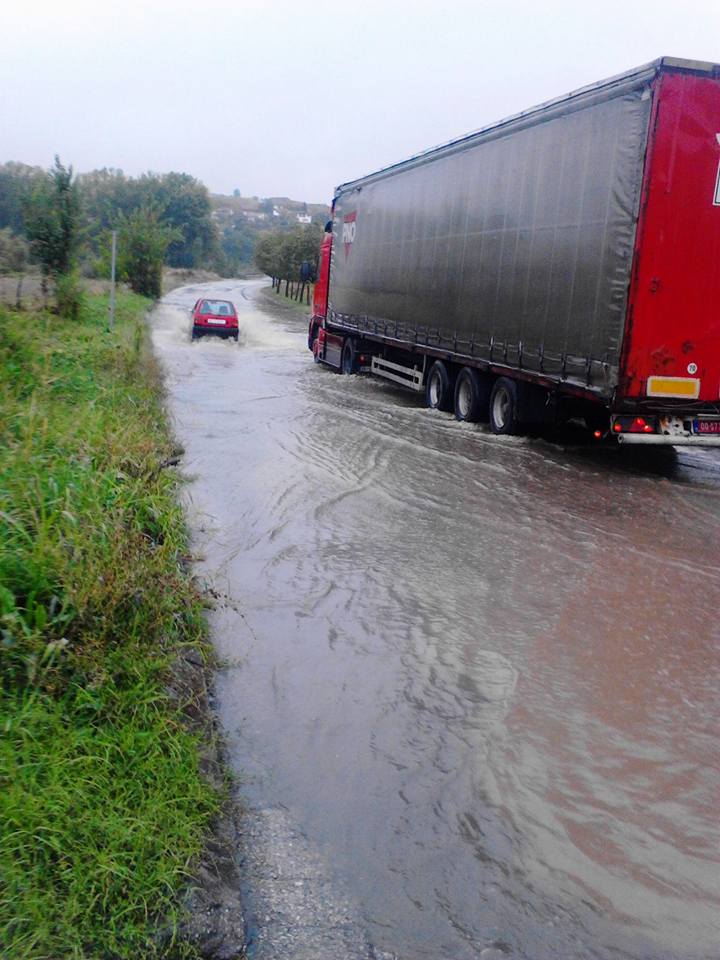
[153,280,720,960]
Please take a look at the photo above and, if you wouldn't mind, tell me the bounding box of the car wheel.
[489,377,520,435]
[425,360,454,411]
[454,367,491,422]
[341,339,357,375]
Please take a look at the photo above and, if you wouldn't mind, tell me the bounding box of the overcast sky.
[2,0,719,203]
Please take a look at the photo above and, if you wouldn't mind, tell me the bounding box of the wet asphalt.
[152,279,720,960]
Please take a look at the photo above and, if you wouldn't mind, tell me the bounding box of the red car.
[191,298,239,341]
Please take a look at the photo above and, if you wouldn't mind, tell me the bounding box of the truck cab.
[308,220,332,359]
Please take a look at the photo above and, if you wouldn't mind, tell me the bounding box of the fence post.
[108,230,117,331]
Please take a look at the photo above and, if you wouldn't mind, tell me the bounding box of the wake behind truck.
[309,57,720,446]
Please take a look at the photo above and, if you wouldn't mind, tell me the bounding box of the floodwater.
[153,280,720,960]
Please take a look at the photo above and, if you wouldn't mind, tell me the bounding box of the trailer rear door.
[620,69,720,404]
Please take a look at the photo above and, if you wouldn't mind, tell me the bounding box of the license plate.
[207,318,226,325]
[694,419,720,434]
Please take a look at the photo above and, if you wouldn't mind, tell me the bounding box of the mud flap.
[516,382,557,425]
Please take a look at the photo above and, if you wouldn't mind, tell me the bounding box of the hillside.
[209,192,330,277]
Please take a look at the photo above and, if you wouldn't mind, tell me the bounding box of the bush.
[0,228,29,276]
[54,270,85,320]
[116,209,181,298]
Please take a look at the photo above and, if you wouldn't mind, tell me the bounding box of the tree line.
[0,158,220,305]
[254,223,323,304]
[1,156,329,315]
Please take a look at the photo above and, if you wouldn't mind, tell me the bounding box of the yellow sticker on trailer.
[646,376,700,399]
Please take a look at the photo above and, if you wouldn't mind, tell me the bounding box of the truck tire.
[425,361,454,411]
[489,377,520,434]
[341,339,357,375]
[454,367,490,422]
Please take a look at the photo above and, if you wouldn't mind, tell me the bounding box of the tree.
[287,224,322,281]
[254,224,322,285]
[254,232,285,282]
[78,168,138,237]
[75,169,220,272]
[0,229,29,275]
[23,156,80,282]
[218,226,255,274]
[138,172,218,269]
[0,162,45,234]
[116,208,180,298]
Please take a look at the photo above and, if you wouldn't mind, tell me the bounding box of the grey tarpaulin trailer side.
[326,58,708,400]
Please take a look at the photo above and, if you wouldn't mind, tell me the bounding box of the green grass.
[258,282,313,318]
[0,292,221,958]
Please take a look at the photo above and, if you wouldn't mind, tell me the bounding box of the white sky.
[1,0,719,203]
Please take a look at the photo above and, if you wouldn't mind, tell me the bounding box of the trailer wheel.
[489,377,520,434]
[341,339,357,375]
[454,367,490,422]
[426,361,454,411]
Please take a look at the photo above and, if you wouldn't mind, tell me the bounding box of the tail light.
[612,416,657,435]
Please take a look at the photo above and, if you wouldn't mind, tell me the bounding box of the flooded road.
[153,279,720,960]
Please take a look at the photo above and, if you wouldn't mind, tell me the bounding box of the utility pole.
[108,230,117,330]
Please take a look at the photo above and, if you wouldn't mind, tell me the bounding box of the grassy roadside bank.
[257,282,312,321]
[0,292,221,958]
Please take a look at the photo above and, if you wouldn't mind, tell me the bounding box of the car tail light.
[612,415,657,435]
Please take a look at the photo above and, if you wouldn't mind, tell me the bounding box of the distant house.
[210,191,331,226]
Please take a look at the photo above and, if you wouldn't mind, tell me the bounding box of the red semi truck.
[309,57,720,446]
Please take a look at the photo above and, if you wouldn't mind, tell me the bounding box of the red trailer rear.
[618,65,720,443]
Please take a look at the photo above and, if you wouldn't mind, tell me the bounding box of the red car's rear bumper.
[192,324,238,339]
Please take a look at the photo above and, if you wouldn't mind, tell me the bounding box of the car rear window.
[199,300,235,315]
